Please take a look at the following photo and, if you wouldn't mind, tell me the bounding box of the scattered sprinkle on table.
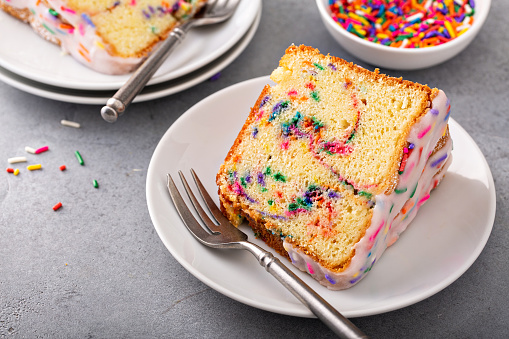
[210,72,221,81]
[25,146,36,154]
[8,156,27,164]
[328,0,476,48]
[75,151,84,165]
[14,168,20,176]
[35,146,49,154]
[61,120,81,128]
[93,179,99,188]
[27,164,42,171]
[6,167,14,173]
[53,202,63,211]
[60,165,67,171]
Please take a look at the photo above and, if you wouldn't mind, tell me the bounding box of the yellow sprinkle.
[349,13,369,26]
[444,21,456,38]
[353,272,359,278]
[14,168,19,176]
[95,40,105,49]
[457,28,469,37]
[27,164,42,171]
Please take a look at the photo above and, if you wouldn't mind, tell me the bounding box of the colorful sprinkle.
[53,202,63,211]
[25,146,36,154]
[35,146,49,154]
[328,0,476,48]
[61,120,81,128]
[93,180,99,188]
[6,167,14,173]
[75,151,84,165]
[8,156,27,164]
[13,168,19,176]
[59,165,66,171]
[209,72,221,81]
[431,153,448,167]
[27,164,42,171]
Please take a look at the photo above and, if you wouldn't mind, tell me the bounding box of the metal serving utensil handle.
[101,23,191,123]
[242,242,368,339]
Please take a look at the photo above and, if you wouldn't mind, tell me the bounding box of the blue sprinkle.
[209,72,221,81]
[259,95,271,108]
[431,154,448,167]
[81,13,95,27]
[325,274,336,284]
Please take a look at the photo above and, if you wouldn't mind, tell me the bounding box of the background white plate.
[146,76,496,318]
[0,9,260,104]
[0,0,260,90]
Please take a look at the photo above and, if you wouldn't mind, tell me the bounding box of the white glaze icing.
[283,90,453,290]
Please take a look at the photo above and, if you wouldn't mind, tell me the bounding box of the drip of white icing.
[284,90,453,290]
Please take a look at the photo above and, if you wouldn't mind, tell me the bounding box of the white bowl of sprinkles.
[316,0,491,70]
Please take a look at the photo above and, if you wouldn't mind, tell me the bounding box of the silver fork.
[101,0,241,123]
[166,169,369,339]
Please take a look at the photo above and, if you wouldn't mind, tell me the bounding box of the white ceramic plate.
[0,0,260,90]
[146,76,496,318]
[0,9,260,105]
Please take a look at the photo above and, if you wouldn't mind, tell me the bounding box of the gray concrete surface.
[1,0,507,338]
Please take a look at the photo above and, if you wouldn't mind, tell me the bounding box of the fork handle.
[243,243,368,339]
[101,23,191,123]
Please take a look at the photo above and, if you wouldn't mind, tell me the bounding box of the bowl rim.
[315,0,491,55]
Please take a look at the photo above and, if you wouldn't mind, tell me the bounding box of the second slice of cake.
[216,45,452,290]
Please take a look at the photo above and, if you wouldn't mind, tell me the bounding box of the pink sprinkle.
[35,146,49,154]
[418,194,430,206]
[256,110,264,121]
[307,262,315,274]
[418,125,432,139]
[61,6,76,14]
[403,147,408,154]
[281,141,289,150]
[287,89,298,96]
[130,0,136,5]
[369,220,385,242]
[78,24,85,36]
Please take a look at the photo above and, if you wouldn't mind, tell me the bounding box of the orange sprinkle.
[78,49,91,62]
[78,43,89,54]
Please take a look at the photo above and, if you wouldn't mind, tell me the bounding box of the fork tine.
[189,168,232,225]
[166,174,214,243]
[178,170,223,234]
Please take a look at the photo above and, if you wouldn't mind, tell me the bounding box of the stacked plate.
[0,0,261,104]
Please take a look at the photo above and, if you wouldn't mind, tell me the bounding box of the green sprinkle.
[273,172,286,182]
[42,23,55,35]
[308,184,319,191]
[288,203,299,211]
[240,177,247,188]
[48,8,59,17]
[313,62,325,70]
[389,204,394,213]
[268,199,274,205]
[394,187,407,194]
[409,183,418,198]
[93,180,99,188]
[260,187,268,193]
[263,166,272,175]
[358,191,373,199]
[75,151,84,166]
[310,91,320,102]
